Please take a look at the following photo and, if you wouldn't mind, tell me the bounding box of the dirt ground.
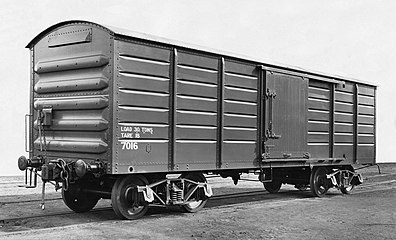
[0,163,395,240]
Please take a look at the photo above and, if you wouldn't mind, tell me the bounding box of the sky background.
[0,0,395,176]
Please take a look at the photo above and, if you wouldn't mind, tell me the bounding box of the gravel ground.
[0,163,395,239]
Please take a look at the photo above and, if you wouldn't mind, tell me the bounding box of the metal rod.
[25,169,28,185]
[83,189,111,198]
[184,185,199,202]
[41,181,46,210]
[356,163,381,174]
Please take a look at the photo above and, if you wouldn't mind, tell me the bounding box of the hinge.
[266,88,277,99]
[39,108,53,126]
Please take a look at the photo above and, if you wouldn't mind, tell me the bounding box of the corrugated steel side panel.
[306,79,377,164]
[356,84,376,164]
[112,35,377,174]
[174,51,219,171]
[222,61,259,168]
[113,39,263,173]
[333,82,355,160]
[307,80,331,158]
[114,40,171,173]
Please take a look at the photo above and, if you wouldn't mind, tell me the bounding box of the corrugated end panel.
[32,24,112,161]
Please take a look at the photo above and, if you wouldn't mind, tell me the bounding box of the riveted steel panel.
[358,125,374,134]
[308,133,329,143]
[358,105,375,116]
[224,101,257,115]
[174,142,217,170]
[334,145,354,159]
[335,92,354,104]
[225,61,258,76]
[358,135,375,144]
[177,66,218,84]
[48,119,109,131]
[119,108,169,124]
[34,138,108,153]
[34,96,109,110]
[335,102,354,113]
[308,99,330,111]
[53,109,108,121]
[117,41,171,63]
[224,73,257,90]
[115,141,169,173]
[118,74,169,93]
[118,90,169,109]
[334,134,353,143]
[35,53,109,73]
[334,124,353,133]
[34,130,108,154]
[113,39,172,174]
[356,79,375,176]
[176,97,217,112]
[222,142,257,168]
[176,112,217,126]
[309,80,330,89]
[308,111,329,121]
[224,114,257,128]
[334,113,353,124]
[118,56,170,78]
[358,115,375,125]
[31,23,112,166]
[48,28,92,47]
[358,85,375,96]
[308,122,329,132]
[178,52,218,70]
[176,127,217,140]
[224,128,257,141]
[357,146,375,164]
[177,81,217,98]
[35,68,109,93]
[308,145,330,158]
[308,87,330,100]
[358,95,375,106]
[336,82,354,93]
[224,87,257,103]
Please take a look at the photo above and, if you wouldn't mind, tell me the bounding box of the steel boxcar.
[18,20,376,219]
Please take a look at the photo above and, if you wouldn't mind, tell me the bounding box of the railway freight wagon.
[18,21,376,219]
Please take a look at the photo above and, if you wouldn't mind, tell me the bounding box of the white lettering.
[121,126,133,132]
[142,127,153,134]
[121,141,138,150]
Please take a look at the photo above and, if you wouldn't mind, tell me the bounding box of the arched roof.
[26,20,376,86]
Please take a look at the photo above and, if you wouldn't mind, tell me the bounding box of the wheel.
[111,175,149,220]
[295,184,309,191]
[340,166,355,194]
[181,173,208,213]
[310,167,330,197]
[340,185,354,194]
[62,182,99,213]
[263,180,282,193]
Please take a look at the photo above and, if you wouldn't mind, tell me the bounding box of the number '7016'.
[121,141,138,150]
